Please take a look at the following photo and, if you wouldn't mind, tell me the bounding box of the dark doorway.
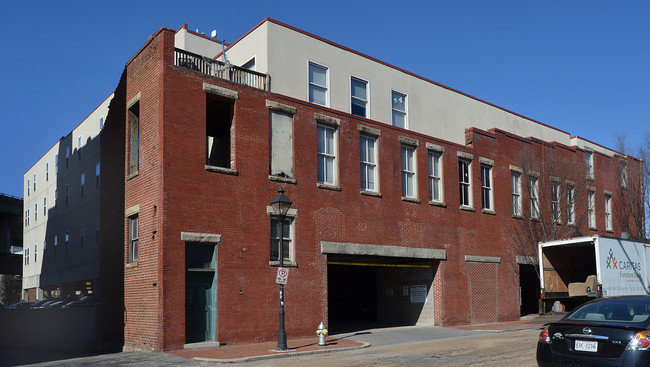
[185,242,216,343]
[519,264,539,316]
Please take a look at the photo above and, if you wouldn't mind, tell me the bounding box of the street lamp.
[270,188,292,350]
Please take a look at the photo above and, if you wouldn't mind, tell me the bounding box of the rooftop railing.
[174,48,270,91]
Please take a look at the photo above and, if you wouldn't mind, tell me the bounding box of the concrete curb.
[192,342,371,363]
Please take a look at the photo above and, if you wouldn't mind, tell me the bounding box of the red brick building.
[96,24,643,351]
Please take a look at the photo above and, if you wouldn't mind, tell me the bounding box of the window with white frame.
[34,203,38,222]
[551,179,561,223]
[43,197,47,217]
[24,248,29,265]
[511,171,522,217]
[459,159,472,207]
[566,184,575,225]
[317,124,337,185]
[428,150,443,203]
[391,91,407,128]
[270,216,293,262]
[351,77,368,117]
[480,163,493,211]
[620,160,627,188]
[27,179,30,196]
[585,150,594,179]
[360,135,377,192]
[34,244,37,263]
[530,176,539,219]
[65,230,70,252]
[54,235,58,255]
[605,193,613,231]
[588,190,596,229]
[308,62,328,106]
[401,145,416,198]
[33,174,36,191]
[46,162,49,181]
[129,215,139,263]
[100,116,104,130]
[54,189,58,208]
[66,146,70,168]
[25,209,29,227]
[78,135,83,159]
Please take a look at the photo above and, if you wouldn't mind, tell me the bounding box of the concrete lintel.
[203,82,239,99]
[426,142,444,152]
[398,135,419,147]
[315,113,341,127]
[465,255,501,263]
[266,100,296,115]
[457,151,473,160]
[181,232,222,243]
[321,241,446,260]
[357,124,381,137]
[516,255,538,265]
[125,204,140,218]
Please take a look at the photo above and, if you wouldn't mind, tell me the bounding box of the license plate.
[575,340,598,352]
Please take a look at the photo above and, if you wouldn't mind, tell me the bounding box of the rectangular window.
[360,135,377,192]
[43,197,47,217]
[605,194,613,231]
[129,216,139,263]
[128,101,140,175]
[428,151,442,202]
[46,162,49,181]
[80,173,85,197]
[481,164,493,211]
[33,173,36,191]
[96,162,100,188]
[100,116,104,130]
[585,150,594,179]
[317,124,337,184]
[391,90,407,128]
[78,135,83,159]
[620,160,627,188]
[34,244,37,263]
[530,177,539,219]
[66,146,70,168]
[269,110,294,178]
[401,145,416,198]
[567,185,575,225]
[350,77,368,117]
[551,180,561,223]
[270,217,293,262]
[80,223,85,247]
[65,230,70,252]
[511,172,522,216]
[54,235,58,256]
[308,62,328,106]
[25,209,29,227]
[27,179,30,196]
[25,248,29,265]
[34,203,38,222]
[65,184,69,206]
[206,95,234,168]
[459,159,472,207]
[588,190,596,228]
[54,189,58,208]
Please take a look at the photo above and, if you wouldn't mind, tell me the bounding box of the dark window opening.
[129,101,140,175]
[206,95,234,168]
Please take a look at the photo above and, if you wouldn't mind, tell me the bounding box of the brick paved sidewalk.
[168,336,368,363]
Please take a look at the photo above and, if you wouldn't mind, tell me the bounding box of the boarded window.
[269,110,293,178]
[206,95,234,168]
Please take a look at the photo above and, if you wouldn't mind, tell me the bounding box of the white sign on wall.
[410,285,427,303]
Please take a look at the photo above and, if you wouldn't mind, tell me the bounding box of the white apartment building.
[22,95,112,301]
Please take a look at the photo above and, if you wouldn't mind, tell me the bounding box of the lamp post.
[270,188,292,351]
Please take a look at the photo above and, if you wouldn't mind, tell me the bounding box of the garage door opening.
[327,256,436,334]
[519,263,539,316]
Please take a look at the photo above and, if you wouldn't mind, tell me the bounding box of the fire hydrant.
[316,322,328,346]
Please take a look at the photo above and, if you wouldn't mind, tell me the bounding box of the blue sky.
[1,1,649,198]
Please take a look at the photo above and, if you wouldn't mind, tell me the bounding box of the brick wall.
[118,27,643,350]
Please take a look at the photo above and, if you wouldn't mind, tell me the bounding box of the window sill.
[460,206,475,212]
[317,183,341,191]
[586,176,595,182]
[361,190,382,198]
[269,260,297,267]
[127,171,139,181]
[606,229,614,233]
[589,226,598,231]
[125,261,138,269]
[482,209,496,215]
[269,175,296,184]
[402,197,420,204]
[512,214,524,220]
[429,201,446,208]
[530,217,540,222]
[205,165,238,175]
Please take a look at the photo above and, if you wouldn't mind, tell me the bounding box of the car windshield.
[567,300,650,324]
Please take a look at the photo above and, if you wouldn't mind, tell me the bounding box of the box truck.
[539,235,650,311]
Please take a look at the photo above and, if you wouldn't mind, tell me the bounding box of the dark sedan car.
[537,295,650,366]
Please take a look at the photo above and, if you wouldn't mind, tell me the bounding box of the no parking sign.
[276,267,289,284]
